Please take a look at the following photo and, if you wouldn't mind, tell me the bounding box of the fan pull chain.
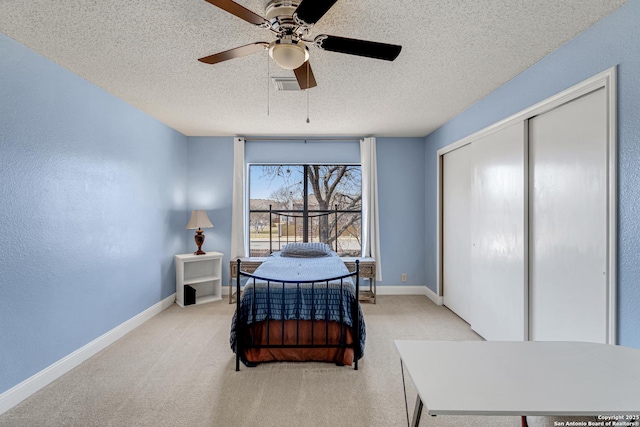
[266,50,270,116]
[306,60,310,123]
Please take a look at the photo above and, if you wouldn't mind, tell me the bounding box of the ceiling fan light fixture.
[269,40,309,70]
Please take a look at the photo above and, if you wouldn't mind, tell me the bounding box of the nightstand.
[342,257,377,304]
[228,257,267,304]
[175,252,223,307]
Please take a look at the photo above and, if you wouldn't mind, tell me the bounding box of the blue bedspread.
[230,252,366,360]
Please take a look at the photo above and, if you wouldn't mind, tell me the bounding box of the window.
[249,164,362,257]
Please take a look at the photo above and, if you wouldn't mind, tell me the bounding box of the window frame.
[247,163,363,257]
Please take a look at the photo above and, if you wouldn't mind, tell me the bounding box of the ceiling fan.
[198,0,402,89]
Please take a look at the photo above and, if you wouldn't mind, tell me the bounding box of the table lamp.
[186,210,213,255]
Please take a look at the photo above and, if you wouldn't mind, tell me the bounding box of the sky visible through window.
[250,165,305,201]
[250,165,288,200]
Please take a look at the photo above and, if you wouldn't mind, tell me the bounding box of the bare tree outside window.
[249,165,362,256]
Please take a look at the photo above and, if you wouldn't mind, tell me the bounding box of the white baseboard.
[376,285,443,305]
[424,286,444,305]
[0,293,176,416]
[376,285,426,295]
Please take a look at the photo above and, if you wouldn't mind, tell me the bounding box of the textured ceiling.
[0,0,628,137]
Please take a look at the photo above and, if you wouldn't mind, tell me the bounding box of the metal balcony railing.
[249,205,361,257]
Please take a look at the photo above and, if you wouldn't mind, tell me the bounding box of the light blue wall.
[377,138,426,286]
[423,1,640,347]
[0,33,188,394]
[245,138,361,164]
[186,137,235,287]
[187,137,426,287]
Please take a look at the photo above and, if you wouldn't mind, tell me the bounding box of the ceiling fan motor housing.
[266,0,301,33]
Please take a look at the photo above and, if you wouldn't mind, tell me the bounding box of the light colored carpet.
[0,296,523,427]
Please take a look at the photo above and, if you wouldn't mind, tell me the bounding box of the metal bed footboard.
[235,259,360,371]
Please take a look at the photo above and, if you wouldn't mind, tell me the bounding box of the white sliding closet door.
[442,144,473,323]
[529,87,609,343]
[470,122,527,341]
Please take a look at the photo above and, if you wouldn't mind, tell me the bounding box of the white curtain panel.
[230,137,246,259]
[360,137,382,281]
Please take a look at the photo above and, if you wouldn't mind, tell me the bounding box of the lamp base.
[194,229,206,255]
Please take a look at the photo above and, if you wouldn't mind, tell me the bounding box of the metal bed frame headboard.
[268,205,340,254]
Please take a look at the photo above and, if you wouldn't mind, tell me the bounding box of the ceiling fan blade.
[198,42,269,65]
[204,0,269,27]
[315,35,402,61]
[293,0,338,26]
[293,61,317,89]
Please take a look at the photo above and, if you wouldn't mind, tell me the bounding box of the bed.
[230,242,366,371]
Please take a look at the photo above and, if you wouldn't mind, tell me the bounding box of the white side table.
[175,252,223,307]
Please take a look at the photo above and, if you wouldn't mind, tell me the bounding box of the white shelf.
[184,275,221,285]
[175,252,223,307]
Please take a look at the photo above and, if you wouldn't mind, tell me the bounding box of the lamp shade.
[186,210,213,230]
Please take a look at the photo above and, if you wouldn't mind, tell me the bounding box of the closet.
[528,87,609,343]
[438,69,616,344]
[443,122,527,340]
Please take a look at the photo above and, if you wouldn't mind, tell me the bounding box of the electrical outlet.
[401,273,407,282]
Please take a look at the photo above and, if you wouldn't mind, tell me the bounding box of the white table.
[394,340,640,426]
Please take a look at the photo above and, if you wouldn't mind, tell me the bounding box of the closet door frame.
[436,66,617,343]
